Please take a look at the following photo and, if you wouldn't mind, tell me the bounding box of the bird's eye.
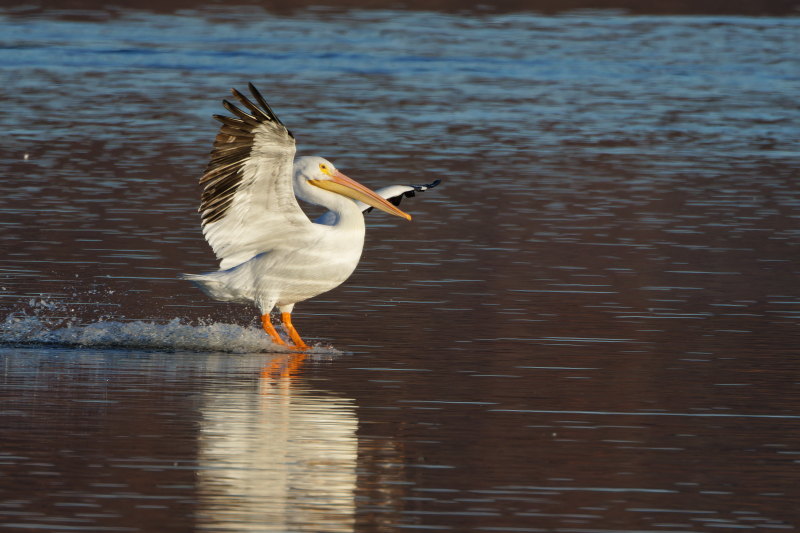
[320,164,327,171]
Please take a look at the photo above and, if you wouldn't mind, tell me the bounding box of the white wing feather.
[198,85,314,270]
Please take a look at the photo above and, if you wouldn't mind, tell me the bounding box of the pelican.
[181,83,440,351]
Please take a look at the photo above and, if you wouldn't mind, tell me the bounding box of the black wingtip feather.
[230,88,272,122]
[212,114,254,132]
[410,179,442,192]
[248,82,285,126]
[222,100,260,126]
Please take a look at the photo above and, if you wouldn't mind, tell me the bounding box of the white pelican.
[182,84,440,351]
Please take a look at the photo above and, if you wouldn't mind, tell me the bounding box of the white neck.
[294,179,365,229]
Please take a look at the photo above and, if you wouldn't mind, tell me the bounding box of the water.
[1,6,800,531]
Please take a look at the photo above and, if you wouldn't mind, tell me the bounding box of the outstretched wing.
[362,180,442,212]
[199,83,313,270]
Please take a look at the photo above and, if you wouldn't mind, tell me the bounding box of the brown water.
[1,7,800,532]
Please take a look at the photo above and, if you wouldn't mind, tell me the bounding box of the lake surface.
[1,7,799,532]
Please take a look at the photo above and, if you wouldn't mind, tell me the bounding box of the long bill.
[309,170,412,220]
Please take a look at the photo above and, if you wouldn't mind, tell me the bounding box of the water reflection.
[1,6,799,532]
[197,354,358,532]
[0,348,367,532]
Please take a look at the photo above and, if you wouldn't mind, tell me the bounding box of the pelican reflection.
[197,353,358,532]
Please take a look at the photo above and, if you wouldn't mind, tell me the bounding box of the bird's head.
[294,156,411,220]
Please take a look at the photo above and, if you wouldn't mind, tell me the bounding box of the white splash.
[0,315,339,355]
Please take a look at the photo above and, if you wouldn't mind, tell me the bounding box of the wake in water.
[0,314,340,355]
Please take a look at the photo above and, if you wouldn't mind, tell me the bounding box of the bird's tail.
[179,272,240,303]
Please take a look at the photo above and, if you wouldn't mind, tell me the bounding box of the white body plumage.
[183,157,367,315]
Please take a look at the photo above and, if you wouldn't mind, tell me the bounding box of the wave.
[0,315,340,355]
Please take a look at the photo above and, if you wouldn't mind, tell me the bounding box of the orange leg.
[261,314,288,348]
[281,312,309,351]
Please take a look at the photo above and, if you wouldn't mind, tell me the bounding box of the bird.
[181,83,440,351]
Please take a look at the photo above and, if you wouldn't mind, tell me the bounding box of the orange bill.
[310,169,412,220]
